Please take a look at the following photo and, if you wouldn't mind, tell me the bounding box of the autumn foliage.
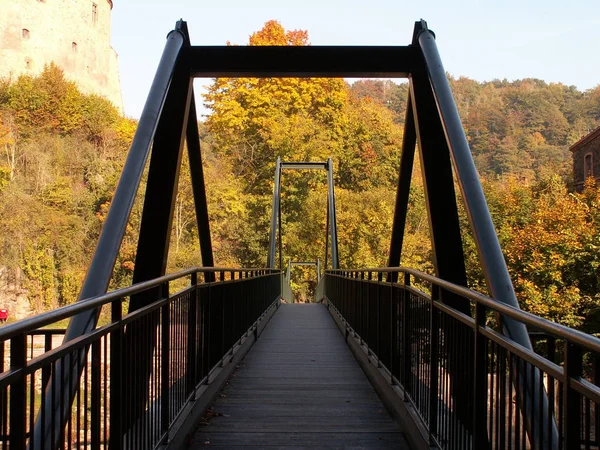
[0,64,132,311]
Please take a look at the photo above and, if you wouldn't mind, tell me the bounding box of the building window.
[72,42,78,53]
[92,3,98,24]
[585,153,593,179]
[22,29,30,39]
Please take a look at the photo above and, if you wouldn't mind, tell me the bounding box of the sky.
[110,0,600,119]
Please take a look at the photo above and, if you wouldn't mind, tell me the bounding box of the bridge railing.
[321,268,600,450]
[0,267,281,450]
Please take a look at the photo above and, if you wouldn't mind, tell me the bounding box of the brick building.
[570,126,600,191]
[0,0,122,111]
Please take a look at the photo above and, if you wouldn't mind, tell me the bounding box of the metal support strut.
[32,23,189,450]
[415,20,558,450]
[267,159,339,270]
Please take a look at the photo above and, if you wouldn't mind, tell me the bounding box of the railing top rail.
[0,267,279,341]
[327,267,600,354]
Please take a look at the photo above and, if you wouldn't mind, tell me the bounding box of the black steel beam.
[410,67,476,438]
[409,74,470,314]
[186,91,215,274]
[267,158,282,268]
[61,27,186,339]
[280,162,328,170]
[325,201,329,270]
[32,24,187,450]
[326,158,339,269]
[388,92,416,278]
[270,160,338,271]
[186,46,417,78]
[130,73,192,297]
[121,57,193,438]
[278,185,283,270]
[417,21,534,346]
[416,21,557,449]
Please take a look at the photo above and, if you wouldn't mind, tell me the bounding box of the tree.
[204,21,348,194]
[0,66,134,312]
[469,175,600,329]
[0,111,19,181]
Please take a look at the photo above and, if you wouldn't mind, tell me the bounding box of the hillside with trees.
[1,21,600,332]
[0,64,136,314]
[351,77,600,179]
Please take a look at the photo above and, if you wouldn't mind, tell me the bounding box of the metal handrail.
[327,267,600,355]
[324,268,599,449]
[0,267,279,342]
[2,266,282,450]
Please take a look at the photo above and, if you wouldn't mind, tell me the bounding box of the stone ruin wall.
[0,0,122,112]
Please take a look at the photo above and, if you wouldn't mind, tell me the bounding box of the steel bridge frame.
[267,159,339,271]
[286,260,322,284]
[31,18,554,450]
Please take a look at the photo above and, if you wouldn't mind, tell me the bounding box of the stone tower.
[0,0,123,112]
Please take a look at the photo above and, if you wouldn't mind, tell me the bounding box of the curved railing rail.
[320,268,600,450]
[0,267,281,450]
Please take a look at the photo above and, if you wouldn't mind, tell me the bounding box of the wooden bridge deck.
[191,303,409,449]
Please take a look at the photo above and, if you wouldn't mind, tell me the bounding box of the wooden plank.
[195,431,408,449]
[204,404,387,416]
[189,304,409,449]
[195,418,400,432]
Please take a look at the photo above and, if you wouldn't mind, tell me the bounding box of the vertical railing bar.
[489,340,495,444]
[10,333,27,450]
[160,282,171,441]
[91,339,101,450]
[584,396,591,450]
[188,272,198,397]
[515,354,522,450]
[74,349,80,450]
[403,273,411,396]
[29,361,36,448]
[429,285,439,444]
[390,277,396,384]
[537,362,544,450]
[499,345,507,450]
[473,299,489,448]
[594,352,599,450]
[507,352,513,450]
[564,342,582,450]
[109,298,123,450]
[376,272,382,364]
[103,332,108,450]
[50,359,57,448]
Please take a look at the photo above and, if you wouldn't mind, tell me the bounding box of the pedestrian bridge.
[1,19,600,450]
